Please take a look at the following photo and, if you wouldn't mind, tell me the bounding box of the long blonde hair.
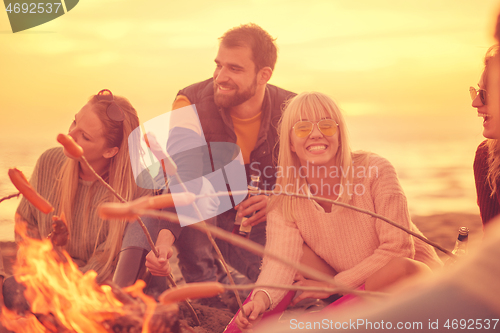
[480,45,500,196]
[56,93,141,281]
[270,91,369,221]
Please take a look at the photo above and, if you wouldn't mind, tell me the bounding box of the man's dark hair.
[219,23,278,72]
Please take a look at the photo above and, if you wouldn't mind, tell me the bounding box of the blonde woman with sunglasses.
[472,45,500,229]
[232,92,442,331]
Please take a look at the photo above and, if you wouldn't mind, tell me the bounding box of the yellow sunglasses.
[292,119,338,138]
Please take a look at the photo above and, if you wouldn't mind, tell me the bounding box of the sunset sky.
[0,0,498,138]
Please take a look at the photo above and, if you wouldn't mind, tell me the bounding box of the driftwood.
[100,302,180,333]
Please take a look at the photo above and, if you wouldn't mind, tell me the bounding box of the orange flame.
[1,222,158,333]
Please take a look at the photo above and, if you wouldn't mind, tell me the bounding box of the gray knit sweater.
[16,147,150,279]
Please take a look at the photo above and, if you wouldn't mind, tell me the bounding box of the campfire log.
[33,312,72,333]
[100,301,180,333]
[2,276,30,314]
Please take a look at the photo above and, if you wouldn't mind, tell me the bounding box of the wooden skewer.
[194,190,456,259]
[170,172,248,319]
[58,134,201,325]
[134,209,341,289]
[142,131,248,318]
[0,192,20,204]
[158,281,385,307]
[79,155,159,257]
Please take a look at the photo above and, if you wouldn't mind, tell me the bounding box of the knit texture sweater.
[474,140,500,226]
[16,147,150,279]
[256,154,442,308]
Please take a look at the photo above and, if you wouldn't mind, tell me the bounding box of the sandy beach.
[0,212,483,332]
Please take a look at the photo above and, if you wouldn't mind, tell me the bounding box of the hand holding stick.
[57,133,159,256]
[143,131,248,318]
[57,133,201,324]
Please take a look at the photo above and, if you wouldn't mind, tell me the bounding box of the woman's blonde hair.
[270,91,368,221]
[56,93,141,282]
[481,45,500,196]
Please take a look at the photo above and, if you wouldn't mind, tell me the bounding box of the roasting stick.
[195,190,456,259]
[135,208,342,288]
[136,208,384,308]
[57,133,202,325]
[140,133,201,325]
[58,134,159,257]
[171,173,247,317]
[0,192,20,204]
[104,206,376,316]
[100,204,384,310]
[158,282,385,306]
[252,190,456,258]
[143,132,247,319]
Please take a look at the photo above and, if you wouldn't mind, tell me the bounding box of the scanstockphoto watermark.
[250,161,379,197]
[289,318,499,331]
[290,318,423,330]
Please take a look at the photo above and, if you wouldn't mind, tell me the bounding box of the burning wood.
[1,223,182,333]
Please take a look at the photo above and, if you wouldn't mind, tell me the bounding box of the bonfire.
[2,221,179,333]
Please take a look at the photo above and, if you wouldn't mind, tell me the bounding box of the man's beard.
[213,78,257,109]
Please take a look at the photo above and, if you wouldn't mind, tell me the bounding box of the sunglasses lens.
[470,87,488,105]
[107,103,125,121]
[318,120,337,136]
[479,90,487,105]
[294,121,313,138]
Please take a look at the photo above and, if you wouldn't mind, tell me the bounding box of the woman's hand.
[145,229,174,276]
[235,299,267,331]
[290,273,336,306]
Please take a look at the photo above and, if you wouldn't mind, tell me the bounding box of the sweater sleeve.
[153,95,203,239]
[333,156,414,288]
[255,208,304,309]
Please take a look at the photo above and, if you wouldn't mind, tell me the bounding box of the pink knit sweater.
[256,154,442,309]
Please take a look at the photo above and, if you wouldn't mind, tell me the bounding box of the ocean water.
[0,114,484,241]
[347,114,482,217]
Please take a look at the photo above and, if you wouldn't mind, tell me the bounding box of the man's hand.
[236,195,268,227]
[145,229,175,276]
[290,273,336,306]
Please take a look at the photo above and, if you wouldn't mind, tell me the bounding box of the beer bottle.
[451,226,469,257]
[446,226,469,265]
[233,175,261,237]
